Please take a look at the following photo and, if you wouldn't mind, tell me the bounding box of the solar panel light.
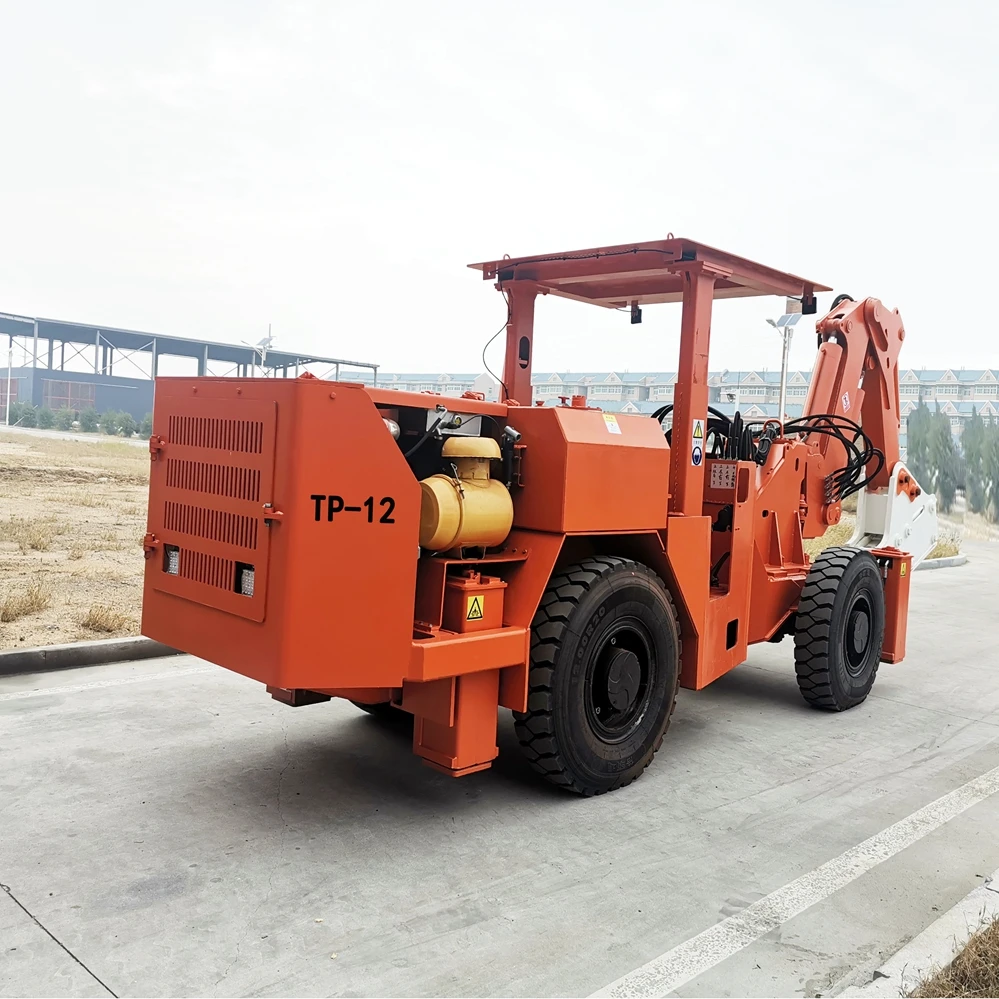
[235,562,255,597]
[163,545,180,575]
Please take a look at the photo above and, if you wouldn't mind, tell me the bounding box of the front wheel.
[514,557,682,795]
[794,546,885,710]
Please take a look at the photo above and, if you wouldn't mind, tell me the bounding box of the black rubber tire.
[513,557,682,795]
[794,546,885,711]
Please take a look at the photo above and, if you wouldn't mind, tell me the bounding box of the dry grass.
[79,603,132,634]
[0,515,67,553]
[910,915,999,998]
[803,519,855,559]
[0,430,148,649]
[0,583,52,622]
[928,538,962,559]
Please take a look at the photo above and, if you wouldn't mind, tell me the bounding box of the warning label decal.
[603,413,622,435]
[466,595,484,621]
[691,418,705,466]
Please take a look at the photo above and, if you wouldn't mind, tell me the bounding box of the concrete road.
[2,544,998,999]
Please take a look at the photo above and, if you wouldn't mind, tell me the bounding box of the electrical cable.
[481,291,510,401]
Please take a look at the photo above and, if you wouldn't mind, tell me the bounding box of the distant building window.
[42,380,95,412]
[938,385,958,395]
[0,380,18,409]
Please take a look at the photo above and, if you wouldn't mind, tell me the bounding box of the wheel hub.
[586,626,654,742]
[605,649,642,713]
[845,597,873,675]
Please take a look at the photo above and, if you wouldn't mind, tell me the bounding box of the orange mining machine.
[142,238,938,795]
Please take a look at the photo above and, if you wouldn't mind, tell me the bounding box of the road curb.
[916,554,968,571]
[841,868,999,996]
[0,636,181,678]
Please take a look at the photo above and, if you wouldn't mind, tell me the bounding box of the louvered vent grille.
[164,501,258,550]
[168,415,264,454]
[165,459,261,502]
[179,549,234,591]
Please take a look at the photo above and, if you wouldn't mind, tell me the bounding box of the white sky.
[1,0,996,378]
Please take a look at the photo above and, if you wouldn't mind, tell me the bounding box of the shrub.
[0,583,51,622]
[17,403,37,428]
[140,413,153,437]
[118,412,137,437]
[101,410,121,435]
[36,406,55,429]
[79,408,99,432]
[80,603,130,633]
[54,408,75,431]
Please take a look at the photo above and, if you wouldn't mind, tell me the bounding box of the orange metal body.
[142,237,915,779]
[871,547,912,664]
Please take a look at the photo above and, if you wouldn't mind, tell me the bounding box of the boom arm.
[803,295,938,565]
[802,295,902,487]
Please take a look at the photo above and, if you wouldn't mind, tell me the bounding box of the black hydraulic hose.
[403,416,443,459]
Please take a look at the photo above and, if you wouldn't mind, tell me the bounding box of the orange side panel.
[142,377,421,689]
[510,406,670,534]
[665,515,711,689]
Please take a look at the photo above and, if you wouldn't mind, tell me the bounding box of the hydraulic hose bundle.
[652,407,884,501]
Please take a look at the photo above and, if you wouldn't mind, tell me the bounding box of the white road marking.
[0,665,213,702]
[592,763,999,998]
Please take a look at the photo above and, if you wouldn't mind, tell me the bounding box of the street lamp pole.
[5,343,12,426]
[767,307,803,431]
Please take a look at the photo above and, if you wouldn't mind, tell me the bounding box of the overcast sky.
[1,1,996,378]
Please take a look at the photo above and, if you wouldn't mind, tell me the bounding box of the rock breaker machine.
[141,238,938,795]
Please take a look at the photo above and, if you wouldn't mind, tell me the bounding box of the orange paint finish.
[413,669,501,775]
[871,547,912,663]
[442,572,507,633]
[142,376,422,690]
[510,405,670,533]
[896,467,922,501]
[143,237,920,783]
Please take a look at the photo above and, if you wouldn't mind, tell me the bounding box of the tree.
[905,401,933,489]
[963,407,988,514]
[985,424,999,521]
[54,409,75,431]
[17,404,38,428]
[930,408,959,513]
[118,412,137,437]
[101,410,120,435]
[79,408,99,432]
[140,412,153,438]
[36,407,54,429]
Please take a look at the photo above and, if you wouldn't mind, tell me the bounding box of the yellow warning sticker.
[466,595,484,621]
[693,420,704,439]
[900,563,907,577]
[603,413,622,434]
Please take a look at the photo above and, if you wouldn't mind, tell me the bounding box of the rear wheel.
[794,546,885,710]
[514,557,681,795]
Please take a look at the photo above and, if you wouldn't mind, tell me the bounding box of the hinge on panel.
[262,503,284,525]
[148,435,165,461]
[142,533,160,559]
